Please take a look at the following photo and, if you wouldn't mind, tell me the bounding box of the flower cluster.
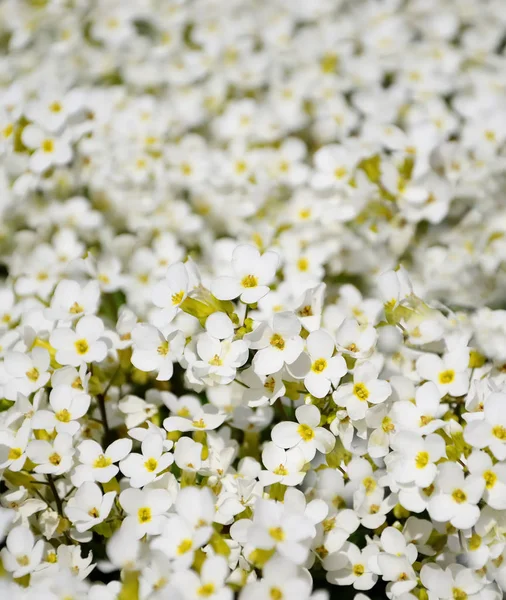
[1,0,506,599]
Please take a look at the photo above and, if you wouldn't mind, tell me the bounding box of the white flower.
[377,267,413,311]
[247,495,316,564]
[2,347,51,400]
[391,381,445,434]
[0,423,31,472]
[151,487,215,567]
[427,462,484,529]
[131,324,185,381]
[174,436,203,472]
[387,432,446,488]
[0,526,44,578]
[72,438,132,486]
[152,262,191,323]
[26,433,75,475]
[32,384,91,435]
[248,312,303,375]
[65,482,116,533]
[45,280,101,321]
[312,145,359,190]
[260,443,306,486]
[119,487,172,539]
[335,319,378,358]
[420,563,485,600]
[271,404,335,461]
[416,348,469,397]
[240,367,286,408]
[303,329,347,398]
[325,542,379,591]
[119,433,174,488]
[172,556,233,600]
[50,316,108,367]
[464,392,506,460]
[333,361,391,421]
[467,450,506,510]
[212,244,279,304]
[191,333,249,385]
[239,556,312,600]
[21,124,72,173]
[164,404,226,433]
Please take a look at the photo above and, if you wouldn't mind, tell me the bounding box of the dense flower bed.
[1,1,506,599]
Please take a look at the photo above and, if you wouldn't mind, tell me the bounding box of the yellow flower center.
[241,274,258,288]
[273,464,288,476]
[484,470,497,489]
[320,52,339,73]
[298,423,315,441]
[88,507,100,518]
[492,425,506,441]
[2,123,13,138]
[42,139,54,153]
[438,369,455,384]
[352,564,365,577]
[353,383,369,401]
[74,339,89,355]
[269,526,285,542]
[16,555,30,567]
[56,409,72,423]
[334,166,348,180]
[270,334,285,350]
[144,458,158,472]
[72,377,83,389]
[197,583,215,597]
[363,476,376,495]
[157,341,169,356]
[171,290,185,305]
[153,578,167,590]
[26,367,40,382]
[264,377,275,392]
[192,418,206,429]
[420,415,433,426]
[49,452,62,466]
[270,588,283,600]
[452,588,468,600]
[311,358,327,373]
[93,454,112,468]
[415,451,429,469]
[8,447,22,461]
[177,538,193,555]
[298,305,313,317]
[297,258,309,272]
[69,302,84,314]
[209,354,222,366]
[452,489,467,504]
[138,507,152,523]
[382,417,394,432]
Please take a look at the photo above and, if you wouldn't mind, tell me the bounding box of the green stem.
[47,475,64,516]
[97,393,111,445]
